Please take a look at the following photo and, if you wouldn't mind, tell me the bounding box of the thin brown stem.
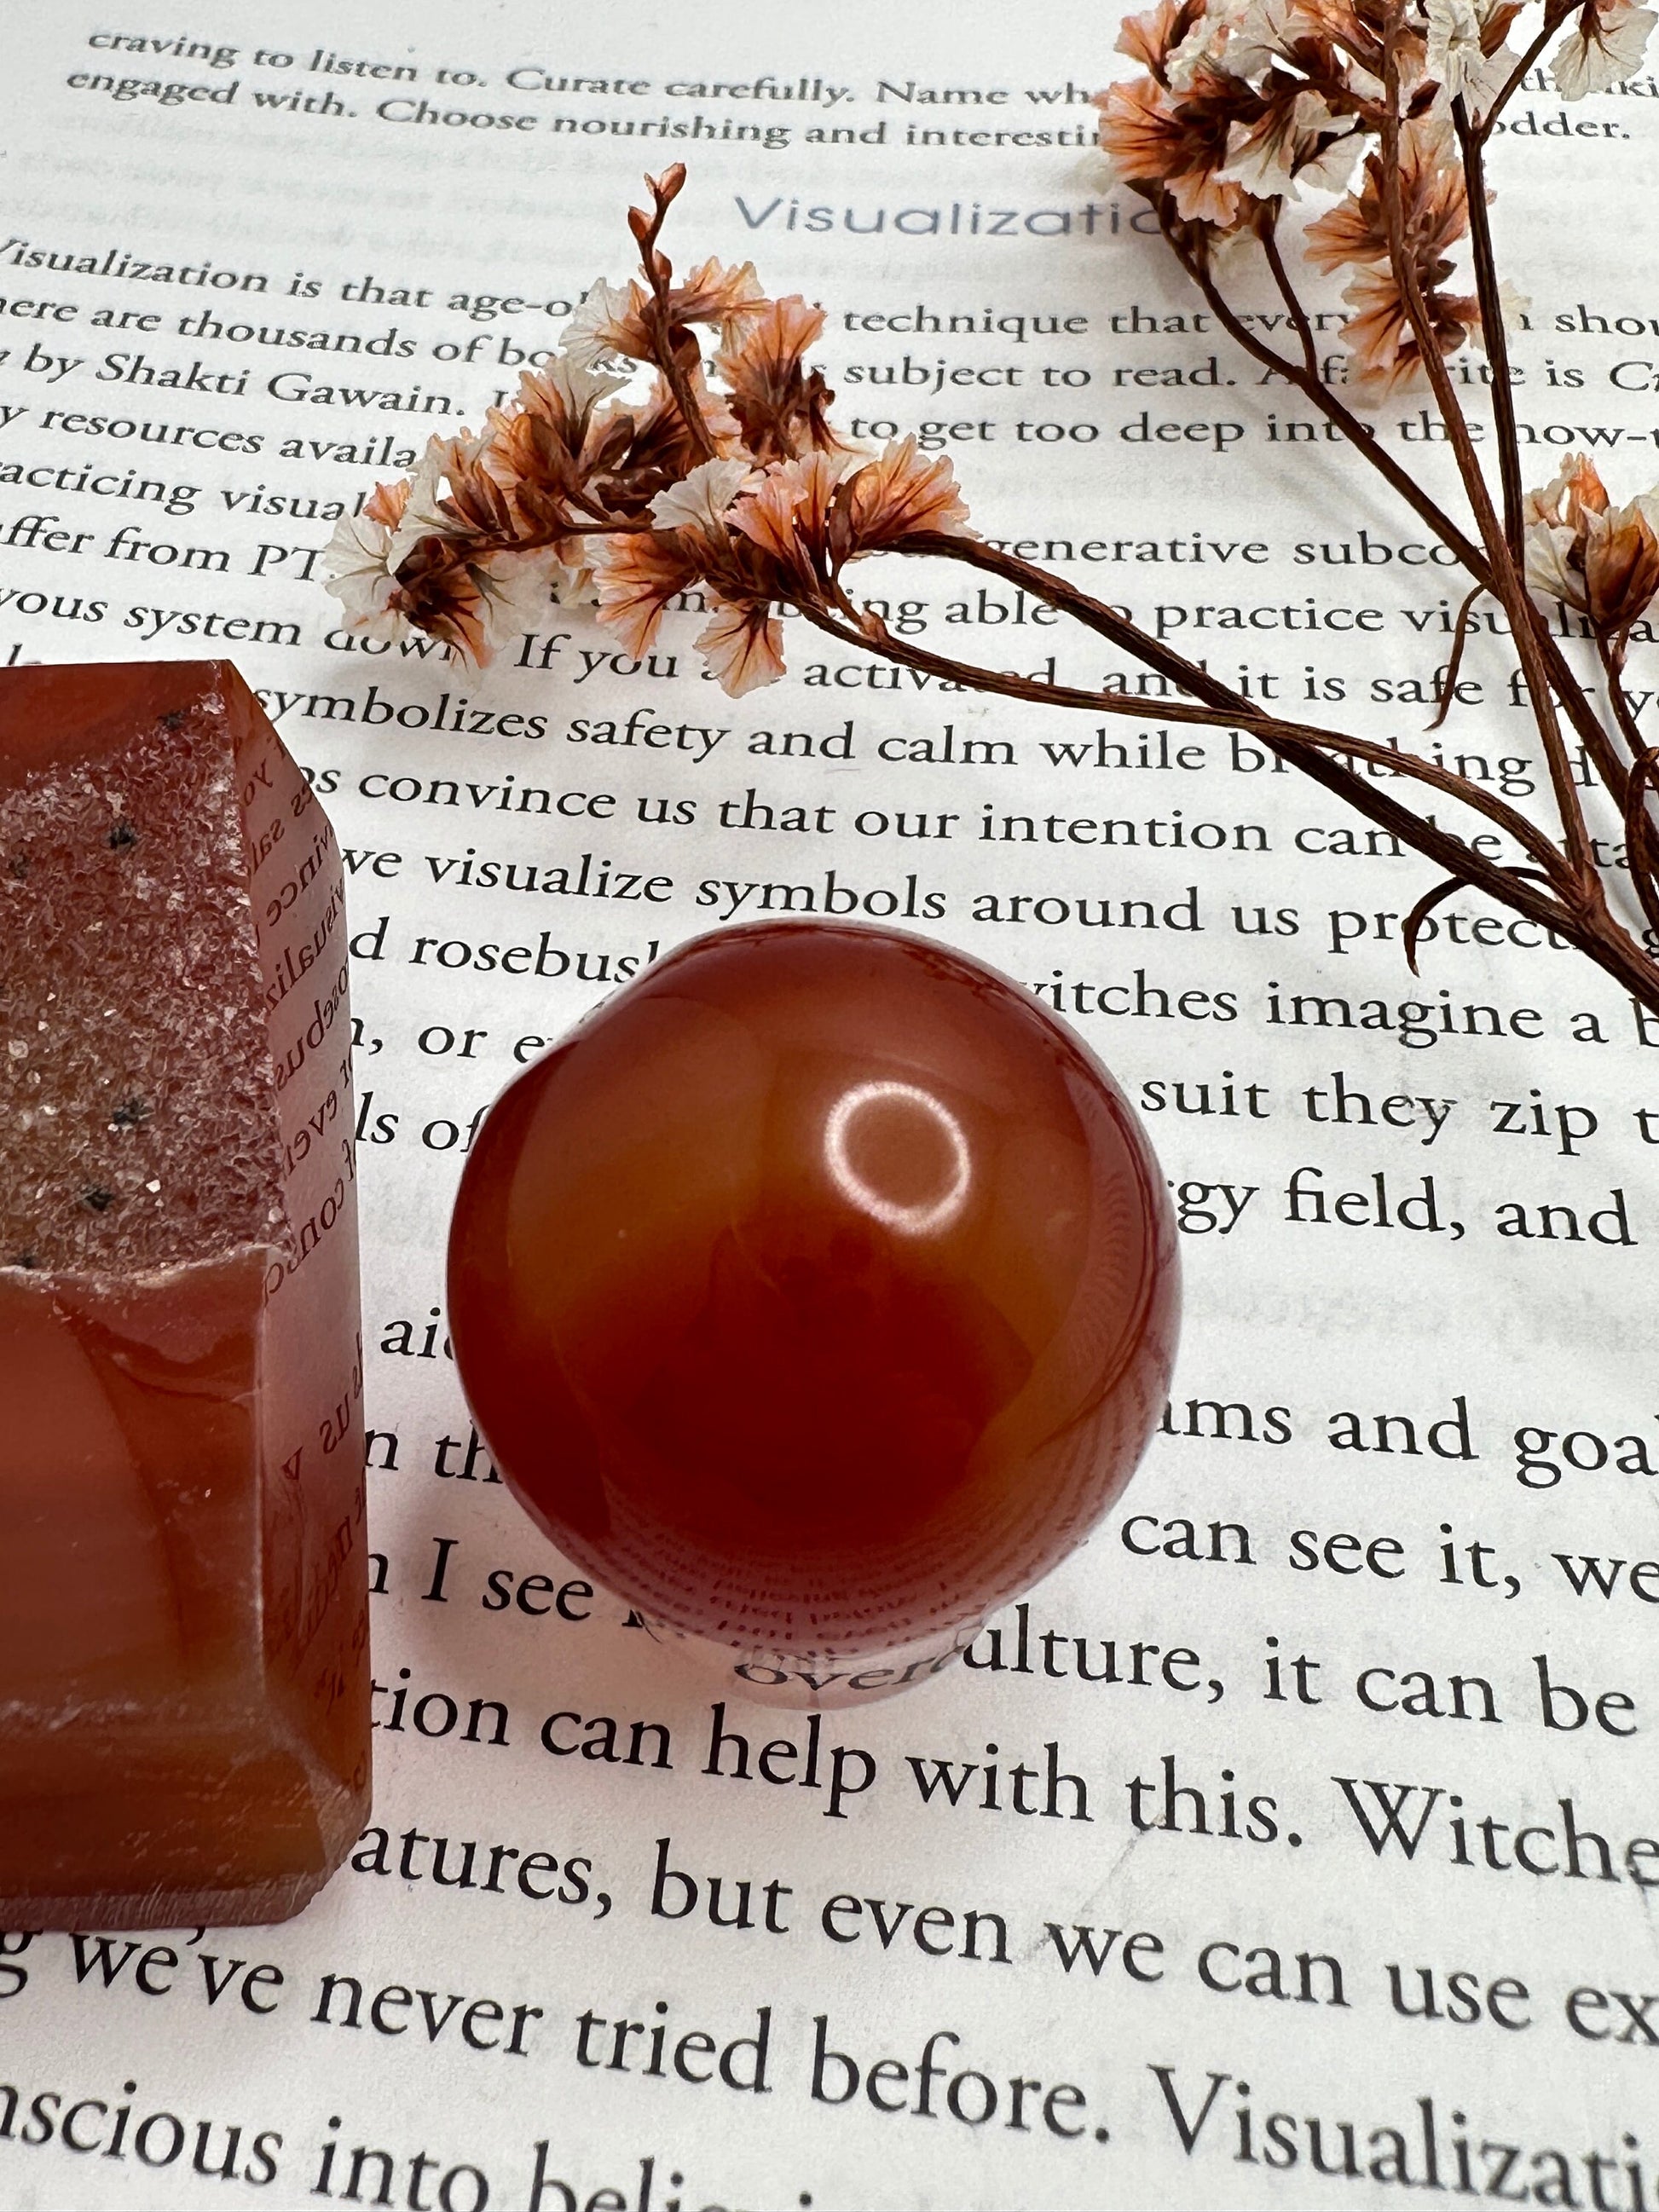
[1159,205,1490,580]
[1160,195,1628,803]
[1426,581,1487,731]
[1593,637,1659,934]
[903,532,1247,705]
[807,586,1575,891]
[1620,759,1659,944]
[1598,636,1650,760]
[1454,106,1524,561]
[1535,622,1634,808]
[901,533,1574,878]
[653,348,716,466]
[1260,218,1321,384]
[815,582,1659,1010]
[631,168,717,466]
[1478,0,1581,139]
[1378,20,1596,888]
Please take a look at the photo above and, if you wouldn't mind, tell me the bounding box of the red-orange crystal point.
[448,921,1178,1701]
[0,661,370,1926]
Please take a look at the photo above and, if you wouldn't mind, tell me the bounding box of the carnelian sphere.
[448,921,1178,1675]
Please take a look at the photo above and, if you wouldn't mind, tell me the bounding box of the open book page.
[3,1,1659,2204]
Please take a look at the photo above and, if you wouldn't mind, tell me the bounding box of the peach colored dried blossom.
[473,552,564,651]
[389,542,492,661]
[1524,455,1659,635]
[714,296,850,464]
[483,410,603,546]
[566,258,767,367]
[488,354,627,488]
[361,477,411,534]
[1285,0,1425,101]
[1303,119,1465,274]
[1298,121,1479,390]
[1095,73,1251,228]
[324,431,563,661]
[562,280,636,368]
[1302,192,1377,275]
[321,511,412,640]
[694,603,788,697]
[730,450,857,576]
[1339,262,1480,390]
[665,257,769,337]
[493,364,740,563]
[591,442,975,698]
[1101,0,1393,229]
[431,433,519,546]
[1116,0,1210,78]
[365,539,539,668]
[1587,505,1659,637]
[624,366,746,480]
[591,530,706,658]
[1426,3,1478,89]
[596,501,791,696]
[1209,0,1406,128]
[835,439,973,553]
[322,443,448,639]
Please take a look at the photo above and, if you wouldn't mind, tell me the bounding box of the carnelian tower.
[0,661,370,1926]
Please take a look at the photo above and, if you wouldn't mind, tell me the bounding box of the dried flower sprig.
[324,169,970,693]
[326,26,1659,1019]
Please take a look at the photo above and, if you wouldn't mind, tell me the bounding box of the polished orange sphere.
[448,921,1177,1687]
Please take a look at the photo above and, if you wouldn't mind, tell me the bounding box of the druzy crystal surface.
[448,921,1178,1697]
[0,661,369,1926]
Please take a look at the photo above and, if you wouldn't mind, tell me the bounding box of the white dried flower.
[321,511,411,639]
[1426,0,1486,95]
[1167,0,1250,89]
[391,439,455,558]
[650,457,754,533]
[1552,0,1656,94]
[563,277,637,367]
[521,349,630,419]
[1222,91,1358,199]
[475,551,563,653]
[1223,0,1324,78]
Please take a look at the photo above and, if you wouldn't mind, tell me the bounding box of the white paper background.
[3,4,1659,2205]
